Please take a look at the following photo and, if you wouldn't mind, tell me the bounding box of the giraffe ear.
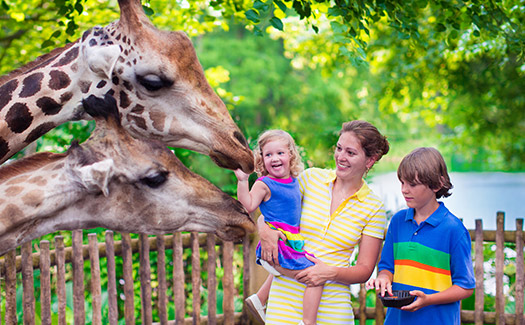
[77,159,115,197]
[83,43,121,78]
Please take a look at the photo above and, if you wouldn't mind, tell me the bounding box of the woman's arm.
[294,234,383,286]
[257,214,286,265]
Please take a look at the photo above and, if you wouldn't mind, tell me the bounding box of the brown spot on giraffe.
[36,97,62,115]
[53,46,79,67]
[4,185,24,196]
[1,204,23,226]
[127,114,147,130]
[48,70,71,90]
[0,80,18,111]
[6,103,33,133]
[119,90,130,108]
[25,122,56,144]
[0,138,8,161]
[149,110,166,132]
[22,190,44,208]
[60,92,73,103]
[27,175,47,186]
[79,80,92,93]
[19,73,44,98]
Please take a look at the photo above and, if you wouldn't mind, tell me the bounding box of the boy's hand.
[401,290,427,312]
[365,273,393,297]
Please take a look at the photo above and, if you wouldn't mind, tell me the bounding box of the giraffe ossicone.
[0,94,255,256]
[0,0,254,173]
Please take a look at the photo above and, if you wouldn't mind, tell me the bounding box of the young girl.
[235,129,322,325]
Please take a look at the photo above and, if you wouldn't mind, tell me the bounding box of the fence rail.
[0,212,523,324]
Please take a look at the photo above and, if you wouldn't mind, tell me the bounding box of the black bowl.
[378,290,415,308]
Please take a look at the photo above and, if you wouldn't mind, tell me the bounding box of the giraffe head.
[76,0,254,173]
[0,94,254,254]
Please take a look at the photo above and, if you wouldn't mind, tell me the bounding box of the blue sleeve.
[377,216,396,274]
[450,226,476,289]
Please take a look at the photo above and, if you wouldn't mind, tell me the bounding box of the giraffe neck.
[0,25,122,164]
[0,152,92,253]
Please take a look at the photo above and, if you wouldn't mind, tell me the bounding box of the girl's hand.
[401,290,427,312]
[294,254,335,287]
[234,168,250,182]
[258,216,286,265]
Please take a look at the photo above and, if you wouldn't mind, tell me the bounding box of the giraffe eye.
[140,171,169,188]
[136,74,174,91]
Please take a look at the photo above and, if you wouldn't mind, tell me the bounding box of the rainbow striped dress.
[255,176,315,270]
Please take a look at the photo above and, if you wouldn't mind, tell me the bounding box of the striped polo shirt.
[378,202,475,324]
[265,168,387,324]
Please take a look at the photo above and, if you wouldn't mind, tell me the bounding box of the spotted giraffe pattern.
[0,0,253,173]
[0,96,254,256]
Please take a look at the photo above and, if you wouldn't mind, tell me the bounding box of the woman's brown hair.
[340,120,390,162]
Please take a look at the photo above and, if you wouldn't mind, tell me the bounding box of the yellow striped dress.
[265,168,387,324]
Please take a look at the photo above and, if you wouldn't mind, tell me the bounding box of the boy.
[366,147,475,324]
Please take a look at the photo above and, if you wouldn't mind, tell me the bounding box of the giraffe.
[0,0,253,173]
[0,94,255,256]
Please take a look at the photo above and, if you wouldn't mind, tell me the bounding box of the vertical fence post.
[121,233,135,324]
[223,241,234,325]
[4,250,16,324]
[191,232,201,324]
[474,219,484,325]
[55,236,67,325]
[173,233,185,324]
[105,231,118,324]
[88,234,102,325]
[515,219,524,325]
[495,212,505,325]
[72,230,85,325]
[139,234,153,324]
[241,234,251,324]
[359,283,367,323]
[157,235,168,325]
[40,240,51,325]
[207,234,217,325]
[21,241,35,324]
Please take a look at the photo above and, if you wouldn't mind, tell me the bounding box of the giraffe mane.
[0,152,67,183]
[0,41,78,86]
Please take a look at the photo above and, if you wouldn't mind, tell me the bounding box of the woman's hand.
[257,216,286,265]
[294,254,336,287]
[365,271,393,297]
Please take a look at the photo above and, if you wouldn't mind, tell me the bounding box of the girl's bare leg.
[302,285,323,325]
[256,274,273,304]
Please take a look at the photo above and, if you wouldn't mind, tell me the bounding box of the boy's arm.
[234,169,269,213]
[402,285,473,312]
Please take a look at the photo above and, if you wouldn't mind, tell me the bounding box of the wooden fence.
[0,212,523,324]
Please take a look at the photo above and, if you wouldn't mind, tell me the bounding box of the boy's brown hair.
[397,147,453,198]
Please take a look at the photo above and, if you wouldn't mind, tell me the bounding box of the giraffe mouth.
[210,150,254,173]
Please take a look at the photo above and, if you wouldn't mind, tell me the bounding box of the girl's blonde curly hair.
[254,129,304,178]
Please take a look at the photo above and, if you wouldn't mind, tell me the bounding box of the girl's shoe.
[245,294,266,323]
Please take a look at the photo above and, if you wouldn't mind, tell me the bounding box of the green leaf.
[253,1,266,10]
[274,0,287,13]
[436,23,446,32]
[473,30,480,37]
[245,9,260,23]
[270,17,284,31]
[142,5,154,16]
[1,0,9,10]
[312,24,319,33]
[74,1,83,15]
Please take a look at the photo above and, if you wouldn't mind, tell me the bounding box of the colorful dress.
[265,168,387,324]
[378,202,475,324]
[255,176,314,270]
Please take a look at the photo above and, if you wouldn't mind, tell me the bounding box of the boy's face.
[400,177,439,211]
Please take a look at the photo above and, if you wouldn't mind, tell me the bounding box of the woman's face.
[334,132,375,182]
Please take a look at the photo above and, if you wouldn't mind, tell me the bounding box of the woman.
[258,120,390,324]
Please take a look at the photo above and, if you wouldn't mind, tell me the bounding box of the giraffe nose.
[234,130,249,149]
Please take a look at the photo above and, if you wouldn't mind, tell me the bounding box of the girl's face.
[334,132,375,182]
[262,140,291,179]
[400,177,439,211]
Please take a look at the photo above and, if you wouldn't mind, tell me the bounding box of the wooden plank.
[121,233,135,324]
[72,230,85,324]
[241,234,250,325]
[22,241,35,324]
[173,233,185,324]
[105,231,118,324]
[515,219,524,325]
[157,235,168,325]
[359,283,367,324]
[468,229,524,243]
[223,241,234,325]
[39,240,52,325]
[207,234,217,325]
[88,234,102,324]
[495,212,505,325]
[191,232,201,324]
[474,219,485,325]
[140,234,153,324]
[4,250,16,323]
[55,236,67,325]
